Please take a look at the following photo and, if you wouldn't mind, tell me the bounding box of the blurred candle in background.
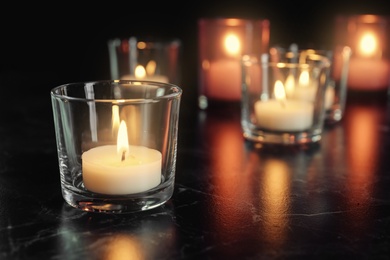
[107,37,181,85]
[334,15,390,91]
[198,18,270,109]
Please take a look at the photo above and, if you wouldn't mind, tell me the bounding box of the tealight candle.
[255,80,313,131]
[82,120,162,195]
[334,15,390,91]
[285,70,318,102]
[348,31,390,90]
[205,59,241,100]
[204,32,241,100]
[198,18,270,108]
[284,69,334,110]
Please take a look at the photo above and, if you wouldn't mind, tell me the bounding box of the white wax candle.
[293,82,334,110]
[121,74,169,83]
[206,59,241,100]
[82,145,162,195]
[294,82,334,110]
[293,83,318,102]
[255,100,313,131]
[284,70,319,103]
[347,58,390,90]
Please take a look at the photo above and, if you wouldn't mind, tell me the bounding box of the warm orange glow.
[358,32,377,57]
[264,160,289,197]
[262,159,290,246]
[274,80,286,100]
[103,234,144,260]
[205,112,252,242]
[117,120,129,157]
[345,104,379,238]
[137,41,147,49]
[347,106,379,171]
[224,34,240,56]
[146,60,157,76]
[134,65,146,79]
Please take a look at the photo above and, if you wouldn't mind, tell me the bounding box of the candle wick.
[121,151,126,162]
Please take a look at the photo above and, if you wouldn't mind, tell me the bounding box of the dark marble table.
[1,80,390,259]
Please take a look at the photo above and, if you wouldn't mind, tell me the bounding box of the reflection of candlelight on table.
[261,159,290,247]
[102,234,145,259]
[205,33,241,100]
[204,110,254,246]
[82,120,162,195]
[344,103,378,237]
[255,80,313,131]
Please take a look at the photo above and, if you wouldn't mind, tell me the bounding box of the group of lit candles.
[78,15,390,197]
[202,15,389,103]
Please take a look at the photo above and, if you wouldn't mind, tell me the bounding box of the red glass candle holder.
[334,15,390,92]
[198,18,270,109]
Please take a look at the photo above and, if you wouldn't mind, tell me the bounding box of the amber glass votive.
[198,18,270,109]
[51,80,182,213]
[334,15,390,92]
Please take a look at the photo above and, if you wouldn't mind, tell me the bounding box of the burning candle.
[121,61,169,83]
[334,15,390,91]
[82,120,162,195]
[205,33,241,100]
[285,69,318,102]
[255,80,314,131]
[348,31,390,90]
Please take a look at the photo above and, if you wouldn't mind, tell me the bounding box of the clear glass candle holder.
[107,37,181,85]
[241,52,330,145]
[51,80,182,213]
[270,46,352,124]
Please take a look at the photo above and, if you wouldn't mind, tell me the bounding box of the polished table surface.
[1,82,390,259]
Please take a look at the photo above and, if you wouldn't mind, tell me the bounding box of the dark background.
[1,0,389,97]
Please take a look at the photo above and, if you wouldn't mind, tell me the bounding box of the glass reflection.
[59,205,176,260]
[100,234,145,260]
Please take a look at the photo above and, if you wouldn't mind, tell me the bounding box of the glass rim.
[107,37,182,48]
[242,54,331,69]
[198,17,270,26]
[50,80,182,103]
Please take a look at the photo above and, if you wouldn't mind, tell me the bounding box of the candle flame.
[146,60,157,76]
[134,65,146,79]
[359,32,377,57]
[117,120,129,159]
[112,105,120,136]
[274,80,286,101]
[224,34,240,56]
[285,73,295,95]
[298,70,310,87]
